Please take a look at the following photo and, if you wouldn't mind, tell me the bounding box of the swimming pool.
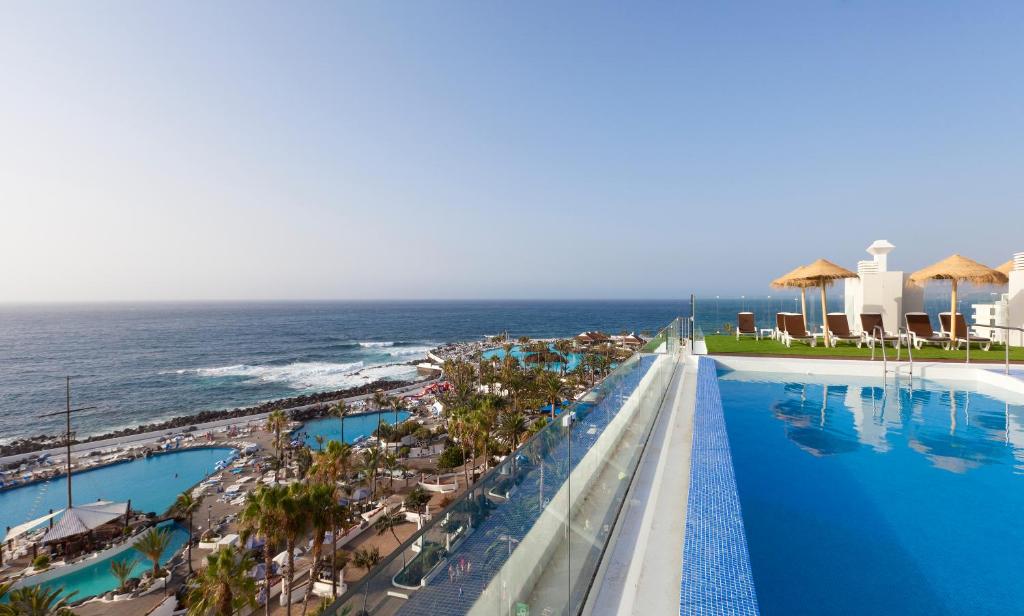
[0,447,233,534]
[301,410,412,447]
[717,368,1024,614]
[34,521,188,601]
[481,344,582,372]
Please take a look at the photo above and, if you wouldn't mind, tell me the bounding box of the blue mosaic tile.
[680,357,759,616]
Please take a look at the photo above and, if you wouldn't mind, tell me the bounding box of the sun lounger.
[905,313,951,350]
[783,313,816,347]
[825,313,862,346]
[736,312,760,340]
[859,313,900,348]
[774,313,786,340]
[938,312,992,351]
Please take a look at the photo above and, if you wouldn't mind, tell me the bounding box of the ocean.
[0,295,988,443]
[0,300,685,442]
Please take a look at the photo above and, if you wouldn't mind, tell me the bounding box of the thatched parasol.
[771,264,816,320]
[910,254,1008,342]
[790,259,857,347]
[997,260,1014,275]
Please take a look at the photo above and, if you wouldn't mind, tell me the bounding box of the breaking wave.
[188,361,367,390]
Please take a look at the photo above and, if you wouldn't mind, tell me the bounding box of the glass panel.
[327,320,682,616]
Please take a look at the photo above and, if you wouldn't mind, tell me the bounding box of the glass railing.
[326,320,682,616]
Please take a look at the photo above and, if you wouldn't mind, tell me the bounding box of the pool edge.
[679,356,759,615]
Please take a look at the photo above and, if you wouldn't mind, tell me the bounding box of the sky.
[2,2,1022,301]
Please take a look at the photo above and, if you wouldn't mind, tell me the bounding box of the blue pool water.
[481,344,582,372]
[0,447,233,534]
[300,410,412,447]
[717,370,1024,615]
[35,522,189,601]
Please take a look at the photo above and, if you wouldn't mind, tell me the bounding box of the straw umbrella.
[910,254,1008,343]
[771,264,814,321]
[790,259,857,347]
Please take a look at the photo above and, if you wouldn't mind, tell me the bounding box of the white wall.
[1009,270,1024,347]
[845,272,922,334]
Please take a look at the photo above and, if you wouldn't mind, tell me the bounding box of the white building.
[843,240,923,334]
[973,252,1024,347]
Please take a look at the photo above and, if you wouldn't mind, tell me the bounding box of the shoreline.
[0,375,440,464]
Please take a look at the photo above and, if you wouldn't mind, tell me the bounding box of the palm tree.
[371,391,388,448]
[352,546,381,614]
[309,440,352,597]
[172,490,203,575]
[279,484,311,616]
[382,453,400,490]
[239,485,286,616]
[300,483,336,616]
[2,585,76,616]
[391,396,407,429]
[110,557,138,593]
[475,396,501,472]
[133,526,172,580]
[497,411,528,452]
[187,545,257,616]
[541,372,566,420]
[374,508,407,569]
[266,410,288,481]
[332,400,349,444]
[360,448,380,501]
[314,434,325,452]
[0,582,11,616]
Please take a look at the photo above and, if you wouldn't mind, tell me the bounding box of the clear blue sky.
[2,2,1021,301]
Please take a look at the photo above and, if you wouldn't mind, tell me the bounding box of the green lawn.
[704,334,1024,363]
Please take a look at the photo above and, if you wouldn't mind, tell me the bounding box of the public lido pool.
[481,343,583,372]
[35,522,189,601]
[300,410,412,447]
[0,447,233,540]
[717,369,1024,615]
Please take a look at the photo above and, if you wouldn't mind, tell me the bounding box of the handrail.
[971,324,1024,375]
[900,327,913,380]
[871,325,887,385]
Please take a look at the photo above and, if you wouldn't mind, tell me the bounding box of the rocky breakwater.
[1,378,427,458]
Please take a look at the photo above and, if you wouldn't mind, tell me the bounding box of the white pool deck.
[585,351,1024,615]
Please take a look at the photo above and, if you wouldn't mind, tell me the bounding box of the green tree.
[280,484,311,616]
[300,483,337,614]
[239,485,287,616]
[310,440,353,597]
[266,410,289,482]
[133,526,172,579]
[110,557,138,593]
[186,545,257,616]
[497,411,528,452]
[373,508,407,570]
[541,372,567,420]
[332,400,349,445]
[1,585,75,616]
[352,546,381,614]
[360,448,381,501]
[172,490,203,575]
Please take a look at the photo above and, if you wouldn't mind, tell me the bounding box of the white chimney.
[866,240,895,272]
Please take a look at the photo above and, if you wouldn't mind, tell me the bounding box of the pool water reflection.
[718,370,1024,615]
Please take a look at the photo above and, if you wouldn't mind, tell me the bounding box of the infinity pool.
[718,370,1024,615]
[301,410,412,447]
[0,447,233,534]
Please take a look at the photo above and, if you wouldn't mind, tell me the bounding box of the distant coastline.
[0,375,430,458]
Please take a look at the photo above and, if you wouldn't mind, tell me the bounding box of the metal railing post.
[873,325,887,385]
